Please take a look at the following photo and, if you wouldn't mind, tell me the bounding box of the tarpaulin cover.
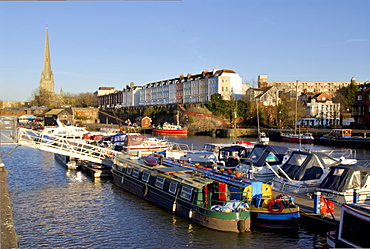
[319,164,370,192]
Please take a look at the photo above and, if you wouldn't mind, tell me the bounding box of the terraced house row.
[95,69,244,109]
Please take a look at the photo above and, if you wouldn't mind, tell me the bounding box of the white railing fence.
[17,128,122,166]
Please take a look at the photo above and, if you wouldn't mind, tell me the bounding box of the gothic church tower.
[39,26,54,94]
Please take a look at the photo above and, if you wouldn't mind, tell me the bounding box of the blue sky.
[1,0,369,102]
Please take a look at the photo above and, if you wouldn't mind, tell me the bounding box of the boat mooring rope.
[0,145,21,157]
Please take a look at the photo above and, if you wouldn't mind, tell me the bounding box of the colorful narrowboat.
[111,154,251,232]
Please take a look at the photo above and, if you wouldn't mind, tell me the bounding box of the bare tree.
[29,87,55,107]
[76,92,95,107]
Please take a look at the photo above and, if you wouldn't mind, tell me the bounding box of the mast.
[176,111,180,126]
[233,97,237,142]
[257,98,261,140]
[294,80,298,135]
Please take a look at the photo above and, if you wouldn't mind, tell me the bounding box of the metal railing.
[17,128,123,166]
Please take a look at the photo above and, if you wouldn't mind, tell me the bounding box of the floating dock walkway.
[274,190,340,231]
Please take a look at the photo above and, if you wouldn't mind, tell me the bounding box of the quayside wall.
[0,162,18,248]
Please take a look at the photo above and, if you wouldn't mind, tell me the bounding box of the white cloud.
[345,39,366,43]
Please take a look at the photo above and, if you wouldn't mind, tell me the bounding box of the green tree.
[205,93,226,117]
[345,82,358,108]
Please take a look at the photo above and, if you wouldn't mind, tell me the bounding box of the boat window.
[248,147,265,163]
[203,144,214,152]
[132,168,140,178]
[126,167,133,175]
[180,185,193,201]
[286,153,308,166]
[349,171,362,189]
[265,152,279,162]
[169,181,178,194]
[142,171,150,183]
[333,168,345,176]
[219,150,230,160]
[117,165,124,172]
[321,156,339,166]
[155,176,165,189]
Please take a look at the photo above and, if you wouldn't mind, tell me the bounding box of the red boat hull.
[153,128,188,136]
[281,135,314,143]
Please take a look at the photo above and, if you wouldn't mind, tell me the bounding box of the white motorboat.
[272,149,357,194]
[317,164,370,204]
[41,119,89,140]
[121,135,171,155]
[235,144,291,183]
[165,142,237,167]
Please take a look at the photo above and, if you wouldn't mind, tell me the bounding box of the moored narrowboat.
[197,169,300,229]
[158,157,300,229]
[111,154,251,233]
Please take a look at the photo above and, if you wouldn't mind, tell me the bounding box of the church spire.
[39,26,54,94]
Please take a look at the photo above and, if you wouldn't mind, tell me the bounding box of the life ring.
[142,185,149,196]
[268,199,284,214]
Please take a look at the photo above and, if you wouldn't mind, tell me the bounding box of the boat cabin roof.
[202,143,235,152]
[330,129,352,137]
[246,144,289,166]
[318,164,370,192]
[154,166,192,175]
[279,150,341,181]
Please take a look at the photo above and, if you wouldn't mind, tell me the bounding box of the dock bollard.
[313,191,321,214]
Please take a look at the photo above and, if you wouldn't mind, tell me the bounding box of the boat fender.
[268,199,284,214]
[172,203,176,212]
[189,210,193,218]
[237,220,246,232]
[142,184,149,196]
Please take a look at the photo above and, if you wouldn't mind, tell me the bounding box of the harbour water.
[2,136,369,248]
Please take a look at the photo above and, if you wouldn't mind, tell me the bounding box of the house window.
[368,106,370,113]
[142,171,150,183]
[155,176,165,189]
[358,95,362,101]
[368,94,370,101]
[169,181,178,194]
[132,168,140,178]
[180,185,193,201]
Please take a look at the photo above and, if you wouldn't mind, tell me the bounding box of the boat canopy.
[318,164,370,192]
[111,133,127,144]
[218,145,251,158]
[278,151,341,181]
[217,145,252,167]
[246,144,289,166]
[123,135,147,146]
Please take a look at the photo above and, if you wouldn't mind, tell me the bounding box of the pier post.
[313,191,321,214]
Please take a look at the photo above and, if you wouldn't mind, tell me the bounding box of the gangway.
[17,128,122,166]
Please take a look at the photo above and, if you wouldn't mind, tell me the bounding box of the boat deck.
[273,190,341,231]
